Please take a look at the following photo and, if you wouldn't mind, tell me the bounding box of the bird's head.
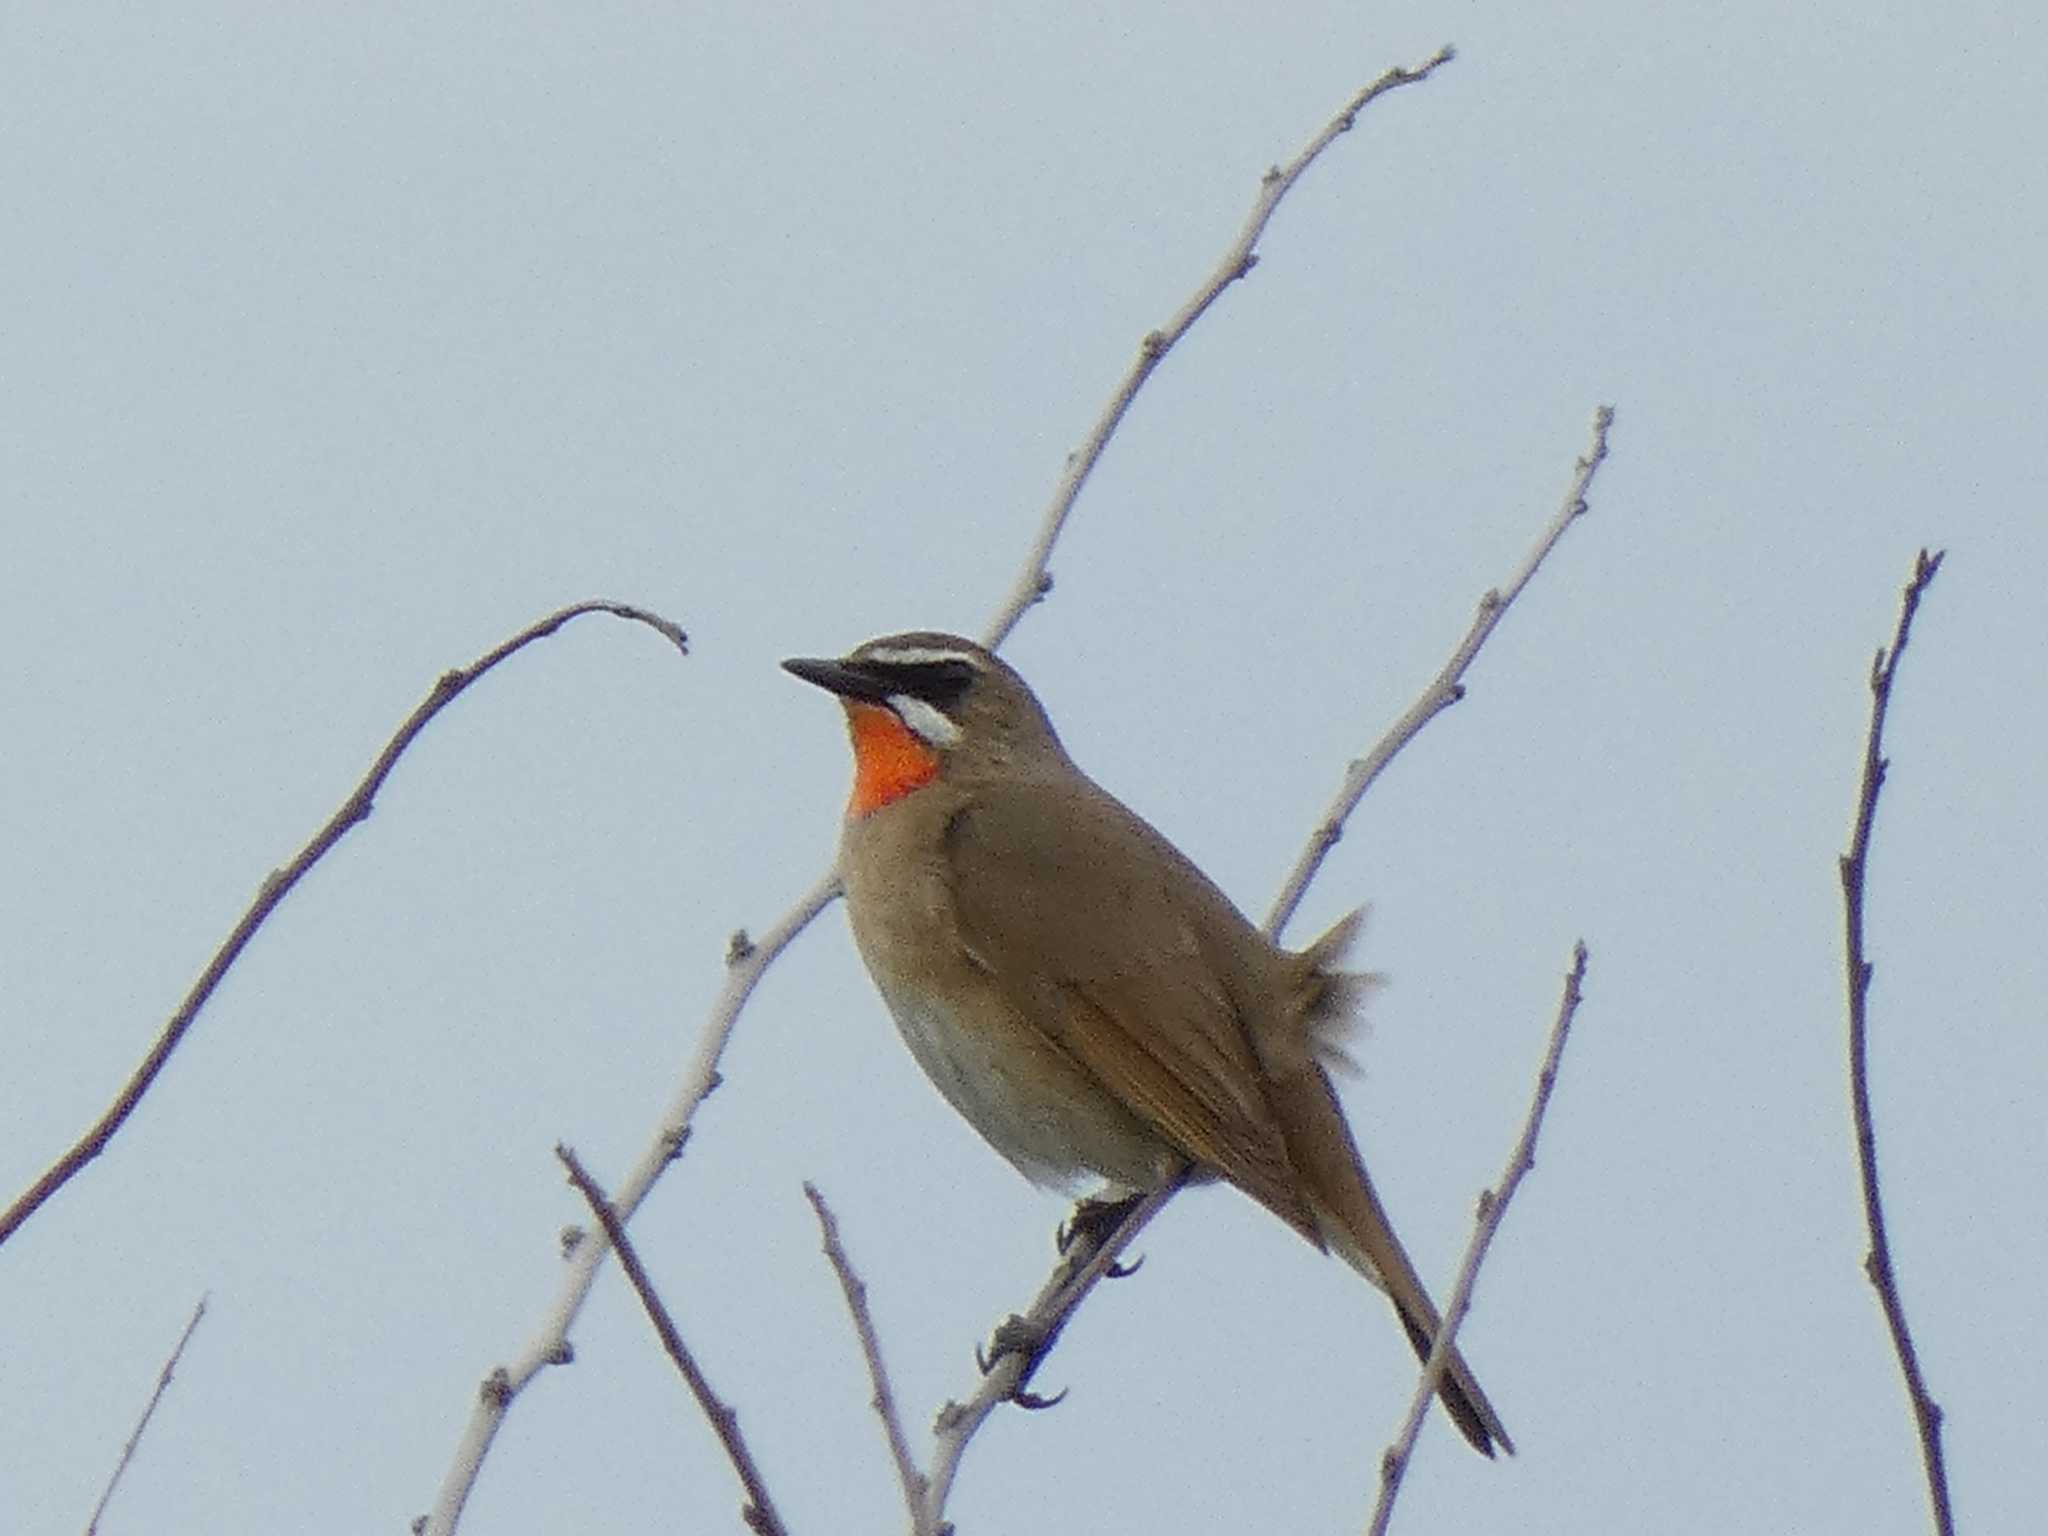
[783,631,1064,815]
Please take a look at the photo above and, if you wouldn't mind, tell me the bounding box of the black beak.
[781,655,893,704]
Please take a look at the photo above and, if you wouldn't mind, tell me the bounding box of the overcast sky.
[4,5,2043,1534]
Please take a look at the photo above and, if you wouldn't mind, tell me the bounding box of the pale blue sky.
[4,5,2042,1533]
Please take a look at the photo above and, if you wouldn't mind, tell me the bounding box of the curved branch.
[0,600,688,1251]
[1838,548,1952,1536]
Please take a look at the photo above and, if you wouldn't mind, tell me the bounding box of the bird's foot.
[976,1314,1067,1409]
[1057,1190,1146,1259]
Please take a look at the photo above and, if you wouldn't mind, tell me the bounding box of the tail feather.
[1266,911,1514,1458]
[1313,1180,1515,1457]
[1389,1284,1509,1459]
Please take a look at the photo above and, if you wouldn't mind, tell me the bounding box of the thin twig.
[921,1182,1178,1528]
[1839,548,1951,1536]
[0,601,689,1252]
[1266,405,1613,936]
[923,404,1614,1527]
[1367,943,1588,1535]
[558,1146,789,1536]
[980,45,1457,651]
[421,871,837,1535]
[804,1183,931,1536]
[85,1293,210,1535]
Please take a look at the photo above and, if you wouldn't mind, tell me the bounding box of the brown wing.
[940,775,1320,1241]
[946,775,1514,1456]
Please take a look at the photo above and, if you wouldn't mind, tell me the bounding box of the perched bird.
[784,631,1511,1456]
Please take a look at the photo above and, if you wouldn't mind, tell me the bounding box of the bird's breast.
[838,795,1175,1192]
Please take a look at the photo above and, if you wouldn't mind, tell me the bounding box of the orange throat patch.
[844,703,940,817]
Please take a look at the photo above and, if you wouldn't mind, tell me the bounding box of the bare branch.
[804,1183,931,1536]
[428,54,1425,1510]
[421,870,837,1535]
[1838,548,1952,1536]
[981,45,1458,650]
[1368,943,1588,1535]
[86,1293,210,1535]
[1266,405,1613,937]
[422,51,1474,1532]
[558,1146,789,1536]
[1,602,688,1252]
[924,404,1615,1524]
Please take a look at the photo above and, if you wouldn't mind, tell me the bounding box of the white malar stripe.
[889,693,961,747]
[862,644,985,668]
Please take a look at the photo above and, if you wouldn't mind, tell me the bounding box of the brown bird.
[784,631,1512,1456]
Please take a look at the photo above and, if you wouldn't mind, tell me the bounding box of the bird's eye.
[880,658,977,714]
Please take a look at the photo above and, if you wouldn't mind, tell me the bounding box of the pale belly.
[869,973,1178,1195]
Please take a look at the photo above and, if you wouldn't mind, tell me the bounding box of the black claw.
[1105,1252,1145,1280]
[1058,1190,1146,1256]
[977,1313,1072,1407]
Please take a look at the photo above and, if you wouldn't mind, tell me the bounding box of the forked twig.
[1838,548,1951,1536]
[0,601,687,1252]
[422,872,837,1534]
[1367,943,1589,1535]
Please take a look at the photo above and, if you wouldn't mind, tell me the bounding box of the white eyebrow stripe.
[888,694,962,747]
[862,645,985,668]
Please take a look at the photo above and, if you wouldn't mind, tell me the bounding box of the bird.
[783,630,1512,1456]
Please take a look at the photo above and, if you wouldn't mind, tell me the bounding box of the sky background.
[4,4,2043,1533]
